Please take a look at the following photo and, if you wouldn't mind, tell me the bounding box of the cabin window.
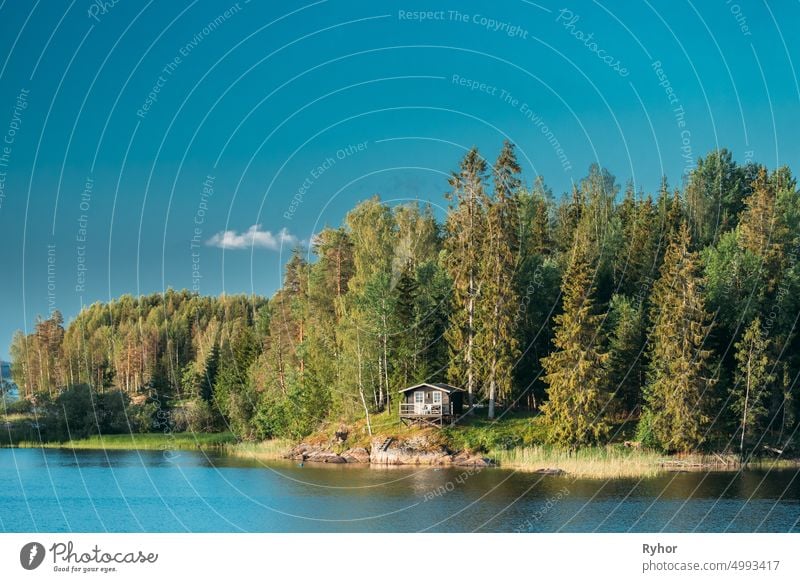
[432,391,442,404]
[414,391,424,404]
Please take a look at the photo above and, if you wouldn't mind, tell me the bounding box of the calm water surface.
[1,448,798,532]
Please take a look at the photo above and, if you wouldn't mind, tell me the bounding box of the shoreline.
[5,432,799,479]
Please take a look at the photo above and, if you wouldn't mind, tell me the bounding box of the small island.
[3,146,799,479]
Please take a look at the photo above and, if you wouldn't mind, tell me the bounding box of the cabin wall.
[402,389,452,406]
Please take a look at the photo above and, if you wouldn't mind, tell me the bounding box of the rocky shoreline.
[285,435,494,467]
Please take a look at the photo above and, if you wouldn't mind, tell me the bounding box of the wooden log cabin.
[398,383,465,427]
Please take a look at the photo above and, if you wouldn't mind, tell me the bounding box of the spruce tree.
[737,167,788,294]
[643,223,716,452]
[607,294,645,415]
[476,141,522,418]
[685,149,746,247]
[444,147,488,410]
[541,229,612,447]
[391,261,420,390]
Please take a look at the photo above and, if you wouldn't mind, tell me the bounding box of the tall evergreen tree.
[607,295,646,415]
[643,223,716,452]
[476,141,522,418]
[443,147,488,410]
[390,261,419,391]
[685,149,746,247]
[540,230,612,447]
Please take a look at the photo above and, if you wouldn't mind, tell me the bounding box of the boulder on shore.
[306,450,346,463]
[370,436,450,465]
[341,447,370,464]
[451,450,495,467]
[285,443,346,463]
[369,435,490,466]
[285,443,372,464]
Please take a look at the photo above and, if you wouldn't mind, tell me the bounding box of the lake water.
[1,448,798,532]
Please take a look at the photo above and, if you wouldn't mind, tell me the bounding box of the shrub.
[170,398,218,433]
[2,397,32,414]
[635,409,662,451]
[128,400,159,432]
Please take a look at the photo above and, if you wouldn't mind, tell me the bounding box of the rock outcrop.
[285,443,369,464]
[286,432,495,467]
[341,447,370,464]
[451,450,494,467]
[370,436,451,465]
[370,436,495,467]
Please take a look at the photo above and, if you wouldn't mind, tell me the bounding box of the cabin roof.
[398,382,465,394]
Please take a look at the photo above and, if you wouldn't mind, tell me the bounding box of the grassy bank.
[298,409,800,478]
[489,445,668,478]
[222,439,294,461]
[13,432,237,451]
[5,407,798,478]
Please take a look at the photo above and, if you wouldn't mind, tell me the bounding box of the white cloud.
[206,225,298,250]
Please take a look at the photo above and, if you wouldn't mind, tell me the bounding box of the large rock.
[285,443,346,463]
[306,450,346,463]
[370,436,453,465]
[451,450,495,467]
[287,434,498,468]
[285,444,311,461]
[341,447,370,464]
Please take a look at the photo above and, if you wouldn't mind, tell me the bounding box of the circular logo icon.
[20,542,45,570]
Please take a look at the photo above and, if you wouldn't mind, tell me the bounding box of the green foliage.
[476,141,523,418]
[607,295,645,415]
[643,224,717,452]
[685,148,749,247]
[41,384,155,441]
[443,147,488,404]
[634,409,662,451]
[171,398,218,433]
[442,413,546,453]
[541,230,612,447]
[10,149,800,454]
[3,398,32,415]
[731,317,774,454]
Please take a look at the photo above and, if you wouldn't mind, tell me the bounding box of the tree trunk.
[382,326,390,410]
[740,357,751,458]
[377,356,384,409]
[488,378,496,419]
[466,275,475,413]
[357,333,372,436]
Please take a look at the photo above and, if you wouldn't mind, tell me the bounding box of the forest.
[7,143,800,455]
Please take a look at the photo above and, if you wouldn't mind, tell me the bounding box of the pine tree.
[541,230,612,447]
[311,227,354,304]
[643,223,716,452]
[476,141,522,418]
[732,317,774,456]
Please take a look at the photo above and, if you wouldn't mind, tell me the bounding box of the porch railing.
[399,403,452,416]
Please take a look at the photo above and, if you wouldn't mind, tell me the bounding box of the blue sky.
[0,0,798,358]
